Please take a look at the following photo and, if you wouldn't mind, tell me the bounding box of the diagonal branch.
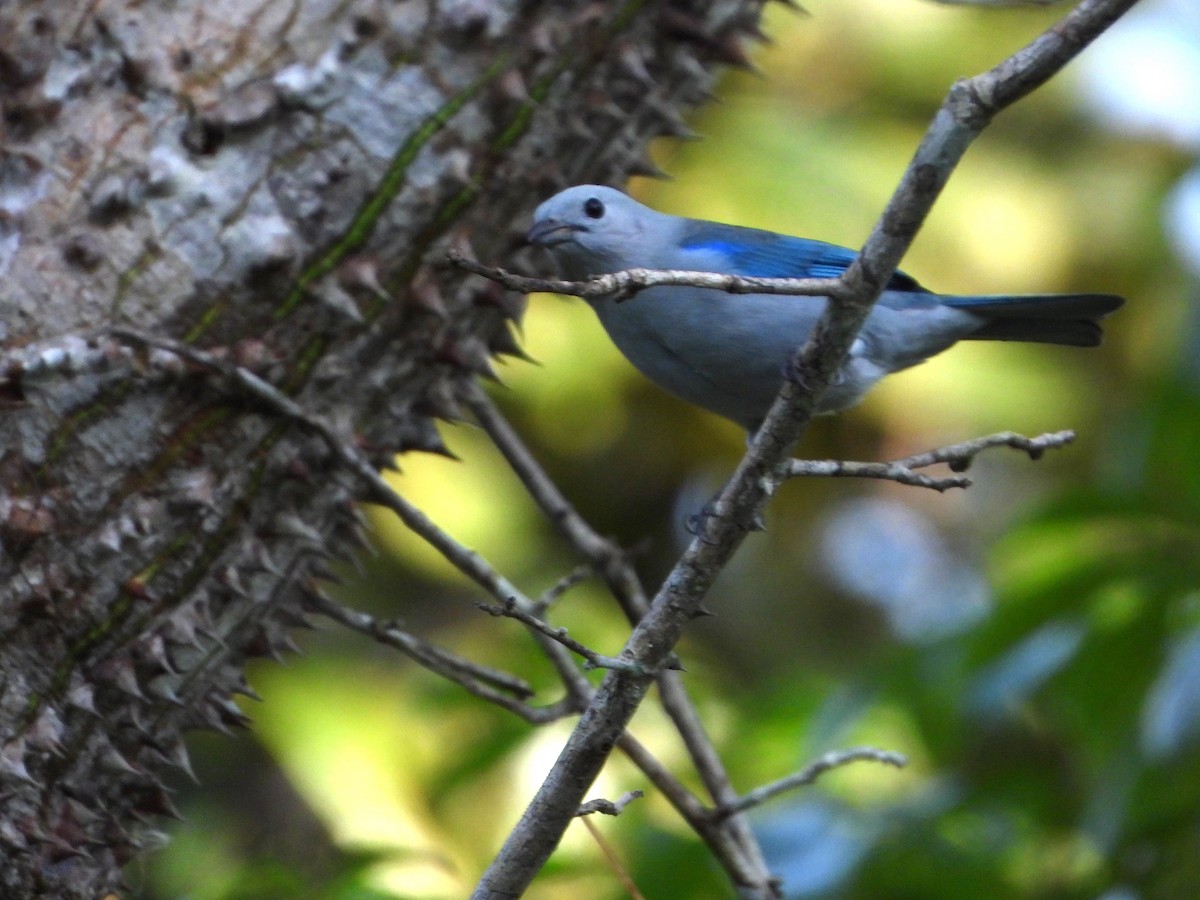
[448,251,839,303]
[786,458,972,491]
[461,383,642,610]
[478,599,679,674]
[892,429,1076,471]
[473,2,1140,896]
[576,790,645,818]
[310,595,586,725]
[108,328,747,881]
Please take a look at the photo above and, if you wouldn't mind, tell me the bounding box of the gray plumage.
[527,185,1124,431]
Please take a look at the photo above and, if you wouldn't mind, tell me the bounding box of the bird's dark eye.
[583,197,605,219]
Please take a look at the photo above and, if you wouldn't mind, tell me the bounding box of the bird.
[526,185,1124,433]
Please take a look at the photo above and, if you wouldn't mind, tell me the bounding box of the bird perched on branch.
[527,185,1123,432]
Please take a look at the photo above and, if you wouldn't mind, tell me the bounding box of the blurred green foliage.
[139,1,1200,898]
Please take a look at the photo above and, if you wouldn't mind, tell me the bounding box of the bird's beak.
[526,218,581,247]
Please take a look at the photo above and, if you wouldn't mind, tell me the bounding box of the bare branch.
[313,566,717,863]
[782,429,1076,490]
[448,250,838,303]
[893,429,1076,471]
[461,383,641,605]
[311,595,586,725]
[110,331,510,592]
[312,595,534,698]
[535,565,594,614]
[479,599,680,675]
[465,384,778,891]
[785,459,971,491]
[715,748,909,820]
[579,814,649,900]
[474,3,1139,896]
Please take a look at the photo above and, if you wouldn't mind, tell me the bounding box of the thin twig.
[312,594,534,697]
[110,329,517,602]
[714,748,909,820]
[107,330,736,885]
[894,429,1075,471]
[461,383,639,602]
[311,595,587,724]
[465,383,776,887]
[785,459,971,491]
[108,327,593,698]
[782,430,1075,490]
[579,816,649,900]
[449,250,838,303]
[479,599,678,675]
[474,3,1139,896]
[535,564,593,614]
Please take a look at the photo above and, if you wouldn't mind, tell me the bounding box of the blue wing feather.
[679,221,927,293]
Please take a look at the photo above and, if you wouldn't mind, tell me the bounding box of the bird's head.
[526,185,657,276]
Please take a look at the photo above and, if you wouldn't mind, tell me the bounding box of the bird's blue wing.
[679,221,927,293]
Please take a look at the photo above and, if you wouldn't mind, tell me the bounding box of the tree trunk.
[0,0,765,894]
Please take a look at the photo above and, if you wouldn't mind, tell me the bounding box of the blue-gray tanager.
[527,185,1123,432]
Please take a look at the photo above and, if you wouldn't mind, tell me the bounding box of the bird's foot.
[686,499,766,540]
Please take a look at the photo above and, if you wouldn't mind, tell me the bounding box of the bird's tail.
[943,293,1125,347]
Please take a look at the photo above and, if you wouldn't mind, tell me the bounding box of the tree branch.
[306,595,598,726]
[473,2,1139,896]
[0,2,813,893]
[478,599,680,675]
[464,384,779,892]
[782,429,1077,491]
[714,748,909,820]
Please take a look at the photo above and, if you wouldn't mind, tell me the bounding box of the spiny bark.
[0,0,770,894]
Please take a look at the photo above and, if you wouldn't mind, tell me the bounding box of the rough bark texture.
[0,0,766,894]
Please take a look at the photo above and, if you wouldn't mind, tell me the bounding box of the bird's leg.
[686,496,766,539]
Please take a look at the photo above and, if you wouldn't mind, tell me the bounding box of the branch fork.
[105,5,1137,894]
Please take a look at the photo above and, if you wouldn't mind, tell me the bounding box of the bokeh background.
[137,1,1200,897]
